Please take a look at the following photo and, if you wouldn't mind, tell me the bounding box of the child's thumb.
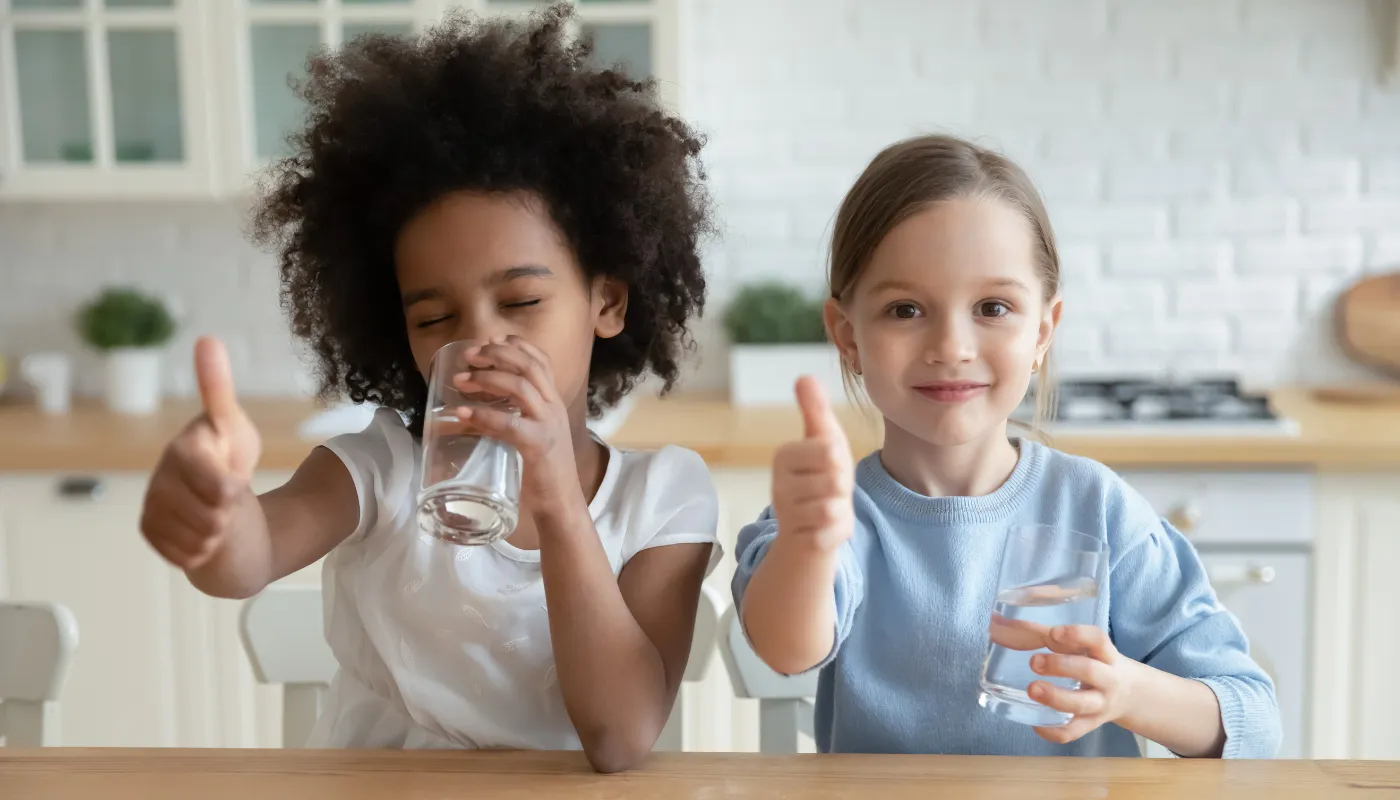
[195,336,242,430]
[796,376,841,441]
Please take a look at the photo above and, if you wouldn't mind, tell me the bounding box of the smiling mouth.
[913,382,990,403]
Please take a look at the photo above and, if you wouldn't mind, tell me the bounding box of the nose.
[923,312,976,365]
[452,309,507,345]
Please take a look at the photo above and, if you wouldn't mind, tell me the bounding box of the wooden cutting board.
[1337,272,1400,378]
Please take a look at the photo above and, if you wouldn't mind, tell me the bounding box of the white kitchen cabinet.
[0,469,304,748]
[1,0,684,200]
[220,0,440,181]
[1310,472,1400,759]
[0,0,220,199]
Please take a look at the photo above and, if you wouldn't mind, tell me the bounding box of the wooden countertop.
[1,387,1399,473]
[1,750,1394,799]
[0,397,321,473]
[611,387,1400,471]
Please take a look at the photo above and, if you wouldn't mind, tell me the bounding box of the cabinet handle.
[1165,501,1202,534]
[56,476,105,500]
[1207,565,1276,587]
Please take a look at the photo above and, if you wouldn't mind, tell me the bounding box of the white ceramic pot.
[728,344,849,407]
[105,347,163,415]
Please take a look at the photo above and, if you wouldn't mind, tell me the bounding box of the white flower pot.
[728,344,849,407]
[105,347,163,415]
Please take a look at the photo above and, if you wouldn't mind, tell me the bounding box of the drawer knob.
[1166,501,1202,534]
[1207,564,1276,587]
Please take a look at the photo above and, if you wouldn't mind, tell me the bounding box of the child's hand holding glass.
[994,621,1137,744]
[449,335,582,519]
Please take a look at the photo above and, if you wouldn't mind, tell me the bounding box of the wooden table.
[1,750,1397,799]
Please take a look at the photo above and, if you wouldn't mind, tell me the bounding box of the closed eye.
[416,315,452,329]
[502,299,542,310]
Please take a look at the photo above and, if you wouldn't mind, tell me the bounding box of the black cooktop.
[1028,378,1279,423]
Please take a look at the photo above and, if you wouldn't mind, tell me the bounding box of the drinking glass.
[978,525,1109,727]
[416,340,522,546]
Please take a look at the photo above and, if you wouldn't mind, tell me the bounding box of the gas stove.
[1014,378,1299,436]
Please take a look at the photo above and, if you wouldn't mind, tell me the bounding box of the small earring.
[1031,360,1041,375]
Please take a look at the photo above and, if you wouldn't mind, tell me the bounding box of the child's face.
[396,190,627,417]
[827,196,1061,448]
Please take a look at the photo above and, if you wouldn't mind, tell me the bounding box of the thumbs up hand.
[771,376,855,552]
[140,337,263,570]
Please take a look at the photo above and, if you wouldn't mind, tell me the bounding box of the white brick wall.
[689,0,1400,388]
[3,0,1398,399]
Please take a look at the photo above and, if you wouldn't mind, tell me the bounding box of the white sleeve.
[621,445,724,576]
[319,407,415,544]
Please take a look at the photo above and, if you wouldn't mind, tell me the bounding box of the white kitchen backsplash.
[3,0,1400,398]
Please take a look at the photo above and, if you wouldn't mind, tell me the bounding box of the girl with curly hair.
[137,3,719,772]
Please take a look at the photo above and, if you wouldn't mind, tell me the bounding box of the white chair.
[0,601,79,747]
[716,604,818,754]
[654,583,725,752]
[239,585,337,748]
[241,582,726,750]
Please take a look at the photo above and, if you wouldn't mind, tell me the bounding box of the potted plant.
[76,287,176,415]
[723,281,848,407]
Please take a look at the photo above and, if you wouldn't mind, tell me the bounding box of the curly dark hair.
[251,3,712,432]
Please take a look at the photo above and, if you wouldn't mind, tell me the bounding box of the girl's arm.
[181,449,359,598]
[537,498,713,773]
[453,337,718,772]
[1023,512,1281,758]
[140,338,360,599]
[1117,659,1230,757]
[734,377,862,675]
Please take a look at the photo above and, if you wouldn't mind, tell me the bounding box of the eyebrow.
[866,277,1032,294]
[864,279,922,295]
[986,278,1031,292]
[401,265,555,308]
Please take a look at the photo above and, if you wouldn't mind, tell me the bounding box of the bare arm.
[538,496,712,773]
[181,447,359,598]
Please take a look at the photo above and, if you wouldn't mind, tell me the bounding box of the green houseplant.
[722,281,847,407]
[76,287,177,415]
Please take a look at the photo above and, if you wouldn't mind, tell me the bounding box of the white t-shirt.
[306,407,722,750]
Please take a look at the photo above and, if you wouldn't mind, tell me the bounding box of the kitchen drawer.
[1117,471,1315,546]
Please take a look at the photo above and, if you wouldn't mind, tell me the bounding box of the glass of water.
[417,340,522,546]
[978,525,1108,727]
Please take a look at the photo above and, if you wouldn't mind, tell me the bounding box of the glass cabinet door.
[2,0,208,197]
[240,0,428,165]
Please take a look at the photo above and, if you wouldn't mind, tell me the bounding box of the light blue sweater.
[731,439,1281,758]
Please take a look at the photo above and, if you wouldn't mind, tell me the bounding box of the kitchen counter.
[1,388,1398,472]
[610,388,1400,470]
[1,749,1393,799]
[0,397,321,472]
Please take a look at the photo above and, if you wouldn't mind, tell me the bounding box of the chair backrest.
[239,585,337,747]
[0,602,79,747]
[653,583,726,752]
[684,584,724,682]
[716,604,818,753]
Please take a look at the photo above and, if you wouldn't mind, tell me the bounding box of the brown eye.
[890,303,920,320]
[979,301,1011,318]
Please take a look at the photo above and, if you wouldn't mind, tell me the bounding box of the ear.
[593,277,628,340]
[823,298,860,374]
[1037,295,1063,362]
